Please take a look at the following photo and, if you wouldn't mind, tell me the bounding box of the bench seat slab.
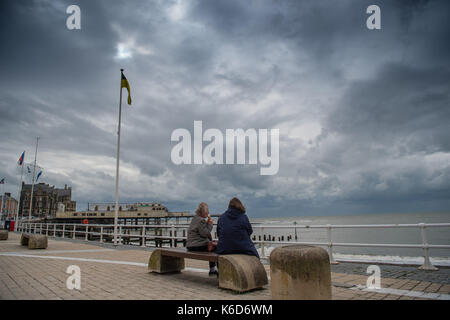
[159,248,219,262]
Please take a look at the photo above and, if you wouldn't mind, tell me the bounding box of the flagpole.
[14,154,25,231]
[1,183,4,220]
[29,137,39,221]
[113,69,124,246]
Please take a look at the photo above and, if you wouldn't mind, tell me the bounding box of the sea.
[244,211,450,266]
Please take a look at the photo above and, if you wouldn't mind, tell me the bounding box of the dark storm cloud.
[0,0,117,89]
[0,0,449,216]
[329,63,450,152]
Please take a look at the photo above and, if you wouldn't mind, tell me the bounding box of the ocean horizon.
[245,211,450,265]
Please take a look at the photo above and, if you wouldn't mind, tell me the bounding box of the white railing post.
[62,224,65,238]
[85,225,88,241]
[100,226,103,243]
[261,227,265,258]
[46,224,49,236]
[171,224,175,247]
[53,224,56,237]
[118,226,122,245]
[73,225,76,239]
[327,224,338,264]
[39,223,42,235]
[33,223,36,234]
[141,226,146,247]
[419,223,438,271]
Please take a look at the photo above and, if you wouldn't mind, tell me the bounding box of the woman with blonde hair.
[186,202,218,275]
[216,197,259,258]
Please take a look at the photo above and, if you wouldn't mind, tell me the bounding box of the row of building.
[0,182,76,220]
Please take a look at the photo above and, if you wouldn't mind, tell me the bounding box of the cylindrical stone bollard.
[270,245,332,300]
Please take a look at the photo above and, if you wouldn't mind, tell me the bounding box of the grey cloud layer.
[0,0,449,216]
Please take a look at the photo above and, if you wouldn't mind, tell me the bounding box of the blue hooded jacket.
[215,207,259,258]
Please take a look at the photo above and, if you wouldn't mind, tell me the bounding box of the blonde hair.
[195,202,209,216]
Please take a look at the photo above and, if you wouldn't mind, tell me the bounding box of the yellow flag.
[121,70,132,105]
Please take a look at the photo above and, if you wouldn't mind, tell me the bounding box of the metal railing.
[16,222,190,248]
[252,223,450,270]
[16,222,450,270]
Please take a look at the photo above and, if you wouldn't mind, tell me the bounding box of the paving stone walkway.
[331,262,450,284]
[1,232,449,300]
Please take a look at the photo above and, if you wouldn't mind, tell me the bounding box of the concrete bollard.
[0,230,8,240]
[270,245,332,300]
[20,234,48,249]
[28,235,48,249]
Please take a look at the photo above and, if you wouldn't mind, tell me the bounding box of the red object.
[207,241,217,252]
[9,221,15,231]
[83,219,88,225]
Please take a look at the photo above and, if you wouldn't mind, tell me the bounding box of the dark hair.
[228,197,246,213]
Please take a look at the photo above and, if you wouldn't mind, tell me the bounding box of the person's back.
[186,202,218,276]
[216,198,259,258]
[187,214,211,248]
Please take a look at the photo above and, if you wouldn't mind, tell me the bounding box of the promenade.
[0,232,449,300]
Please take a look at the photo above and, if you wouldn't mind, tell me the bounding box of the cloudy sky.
[0,0,449,218]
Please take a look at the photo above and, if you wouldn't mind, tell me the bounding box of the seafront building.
[0,193,18,220]
[19,182,76,218]
[54,202,192,225]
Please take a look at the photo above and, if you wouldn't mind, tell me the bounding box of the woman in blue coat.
[216,197,259,258]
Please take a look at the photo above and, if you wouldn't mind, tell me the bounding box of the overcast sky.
[0,0,449,218]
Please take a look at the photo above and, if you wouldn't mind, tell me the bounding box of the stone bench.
[20,233,48,249]
[0,230,8,240]
[148,248,268,293]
